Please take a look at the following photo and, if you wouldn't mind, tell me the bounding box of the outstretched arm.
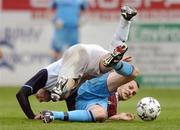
[16,69,48,119]
[109,112,135,121]
[16,87,35,119]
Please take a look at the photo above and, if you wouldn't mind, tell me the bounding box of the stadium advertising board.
[0,0,52,85]
[86,0,180,87]
[87,0,180,21]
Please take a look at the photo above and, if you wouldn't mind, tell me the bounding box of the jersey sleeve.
[16,87,35,119]
[16,69,48,119]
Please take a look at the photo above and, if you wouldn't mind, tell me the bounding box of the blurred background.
[0,0,180,87]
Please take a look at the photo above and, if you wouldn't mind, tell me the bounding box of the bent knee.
[96,111,107,122]
[89,105,108,122]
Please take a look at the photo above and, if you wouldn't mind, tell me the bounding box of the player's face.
[35,89,51,102]
[117,80,139,101]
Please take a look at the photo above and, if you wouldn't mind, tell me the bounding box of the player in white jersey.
[16,6,137,119]
[50,6,137,101]
[44,44,109,92]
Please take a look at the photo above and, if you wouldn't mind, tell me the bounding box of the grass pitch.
[0,87,180,130]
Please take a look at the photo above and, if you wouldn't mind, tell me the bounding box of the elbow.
[16,88,27,101]
[16,91,21,100]
[16,87,30,99]
[96,111,107,122]
[96,114,107,122]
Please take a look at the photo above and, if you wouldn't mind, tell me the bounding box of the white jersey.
[44,59,62,91]
[44,44,108,91]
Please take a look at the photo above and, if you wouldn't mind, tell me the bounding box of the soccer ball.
[136,97,161,121]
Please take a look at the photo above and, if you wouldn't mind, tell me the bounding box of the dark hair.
[134,80,140,88]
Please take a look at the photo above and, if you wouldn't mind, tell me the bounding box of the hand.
[53,19,64,29]
[122,56,132,62]
[109,112,135,121]
[34,113,44,120]
[118,112,135,121]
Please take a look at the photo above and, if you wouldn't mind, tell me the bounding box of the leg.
[42,97,108,123]
[68,27,79,47]
[104,6,137,67]
[107,61,140,92]
[51,38,63,62]
[51,28,66,62]
[88,105,107,122]
[51,44,89,100]
[41,110,95,123]
[103,43,128,67]
[59,44,89,79]
[110,16,131,48]
[110,5,137,49]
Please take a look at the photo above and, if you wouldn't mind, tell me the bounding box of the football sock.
[111,16,131,45]
[113,61,134,76]
[52,110,95,122]
[52,111,64,120]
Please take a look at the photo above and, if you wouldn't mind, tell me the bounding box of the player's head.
[117,80,139,101]
[35,89,51,102]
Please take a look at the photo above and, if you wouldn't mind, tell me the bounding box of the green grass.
[0,87,180,130]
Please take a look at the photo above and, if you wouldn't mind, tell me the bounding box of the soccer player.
[48,0,88,61]
[16,6,137,119]
[39,59,140,123]
[34,79,139,121]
